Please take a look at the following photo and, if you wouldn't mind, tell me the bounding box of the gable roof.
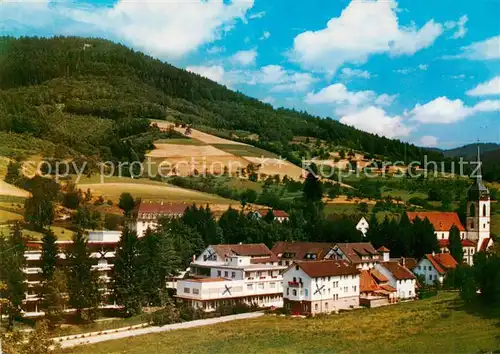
[407,212,465,232]
[255,209,289,218]
[211,244,278,263]
[360,270,380,293]
[370,268,389,283]
[424,253,458,274]
[292,260,359,278]
[272,241,334,261]
[334,243,379,263]
[380,261,416,280]
[377,246,390,252]
[438,239,476,248]
[390,257,418,270]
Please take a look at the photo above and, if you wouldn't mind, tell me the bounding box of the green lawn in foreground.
[63,293,500,354]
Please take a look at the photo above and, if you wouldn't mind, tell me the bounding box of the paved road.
[59,312,264,348]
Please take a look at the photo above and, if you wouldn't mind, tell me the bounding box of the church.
[407,147,494,265]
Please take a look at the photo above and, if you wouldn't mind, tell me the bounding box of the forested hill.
[443,143,500,159]
[0,36,442,163]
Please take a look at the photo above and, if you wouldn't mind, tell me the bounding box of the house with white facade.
[134,200,189,237]
[413,253,458,286]
[248,209,290,223]
[356,217,369,237]
[176,244,285,311]
[282,260,360,315]
[374,261,417,301]
[328,242,381,270]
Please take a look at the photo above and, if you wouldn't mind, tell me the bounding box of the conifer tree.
[113,227,143,315]
[41,228,58,281]
[448,225,464,263]
[4,223,25,329]
[66,229,101,321]
[42,269,67,327]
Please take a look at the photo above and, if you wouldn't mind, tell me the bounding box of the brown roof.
[377,246,390,252]
[425,253,458,274]
[379,284,396,292]
[370,268,389,283]
[137,201,188,219]
[438,239,476,248]
[391,257,418,270]
[211,244,278,262]
[293,260,360,278]
[334,243,379,263]
[188,277,226,283]
[360,270,380,293]
[271,241,334,261]
[407,212,465,232]
[380,261,416,280]
[256,209,290,218]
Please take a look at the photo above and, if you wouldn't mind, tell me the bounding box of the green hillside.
[0,36,444,166]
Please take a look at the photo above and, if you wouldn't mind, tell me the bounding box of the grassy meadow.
[63,293,500,354]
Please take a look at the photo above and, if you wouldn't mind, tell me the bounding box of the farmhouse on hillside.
[133,200,189,237]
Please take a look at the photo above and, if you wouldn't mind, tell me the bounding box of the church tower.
[466,146,490,245]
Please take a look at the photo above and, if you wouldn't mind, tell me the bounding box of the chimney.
[432,251,436,257]
[401,257,406,267]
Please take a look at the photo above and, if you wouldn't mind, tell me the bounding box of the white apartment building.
[176,244,286,311]
[282,260,360,315]
[374,261,417,300]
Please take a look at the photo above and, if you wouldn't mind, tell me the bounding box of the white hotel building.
[176,244,286,311]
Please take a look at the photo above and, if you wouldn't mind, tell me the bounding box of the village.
[20,165,494,317]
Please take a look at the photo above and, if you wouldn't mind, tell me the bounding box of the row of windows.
[286,285,356,297]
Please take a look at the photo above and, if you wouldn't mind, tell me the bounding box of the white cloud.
[261,96,275,105]
[418,64,428,71]
[340,106,411,139]
[186,65,227,84]
[207,46,225,54]
[230,49,257,66]
[248,11,265,19]
[1,0,254,59]
[186,64,315,92]
[450,35,500,60]
[291,0,444,73]
[419,135,439,147]
[395,64,428,74]
[260,31,271,40]
[408,96,500,124]
[340,68,372,79]
[445,15,468,39]
[305,83,396,115]
[466,76,500,96]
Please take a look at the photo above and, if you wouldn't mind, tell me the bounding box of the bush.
[149,303,180,326]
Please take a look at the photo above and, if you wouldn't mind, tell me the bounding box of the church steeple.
[468,145,489,200]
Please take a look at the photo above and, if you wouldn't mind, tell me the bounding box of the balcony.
[288,281,302,288]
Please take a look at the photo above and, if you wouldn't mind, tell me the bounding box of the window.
[315,304,318,311]
[470,203,476,217]
[231,272,236,278]
[259,283,264,290]
[325,302,329,309]
[217,270,221,277]
[270,282,276,289]
[193,289,199,295]
[409,290,412,296]
[247,284,253,290]
[483,204,487,217]
[286,288,289,295]
[305,289,308,296]
[184,288,190,294]
[428,274,432,280]
[352,286,357,292]
[295,265,299,271]
[292,289,297,296]
[428,266,432,271]
[224,271,228,277]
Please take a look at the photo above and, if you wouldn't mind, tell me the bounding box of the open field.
[212,144,278,158]
[244,157,305,180]
[381,187,427,201]
[0,225,74,240]
[153,138,207,146]
[0,210,23,224]
[146,144,232,158]
[0,180,30,198]
[64,293,500,354]
[77,182,238,205]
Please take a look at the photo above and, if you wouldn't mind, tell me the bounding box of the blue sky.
[1,0,499,149]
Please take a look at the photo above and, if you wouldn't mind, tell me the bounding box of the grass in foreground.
[63,293,500,354]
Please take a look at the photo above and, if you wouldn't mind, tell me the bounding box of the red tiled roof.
[425,253,458,274]
[256,209,289,218]
[380,261,416,280]
[360,270,380,293]
[379,284,396,292]
[438,239,476,248]
[407,212,465,231]
[334,243,379,263]
[294,260,360,278]
[211,244,278,262]
[137,201,189,219]
[377,246,390,252]
[479,238,490,251]
[271,241,334,261]
[370,268,389,283]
